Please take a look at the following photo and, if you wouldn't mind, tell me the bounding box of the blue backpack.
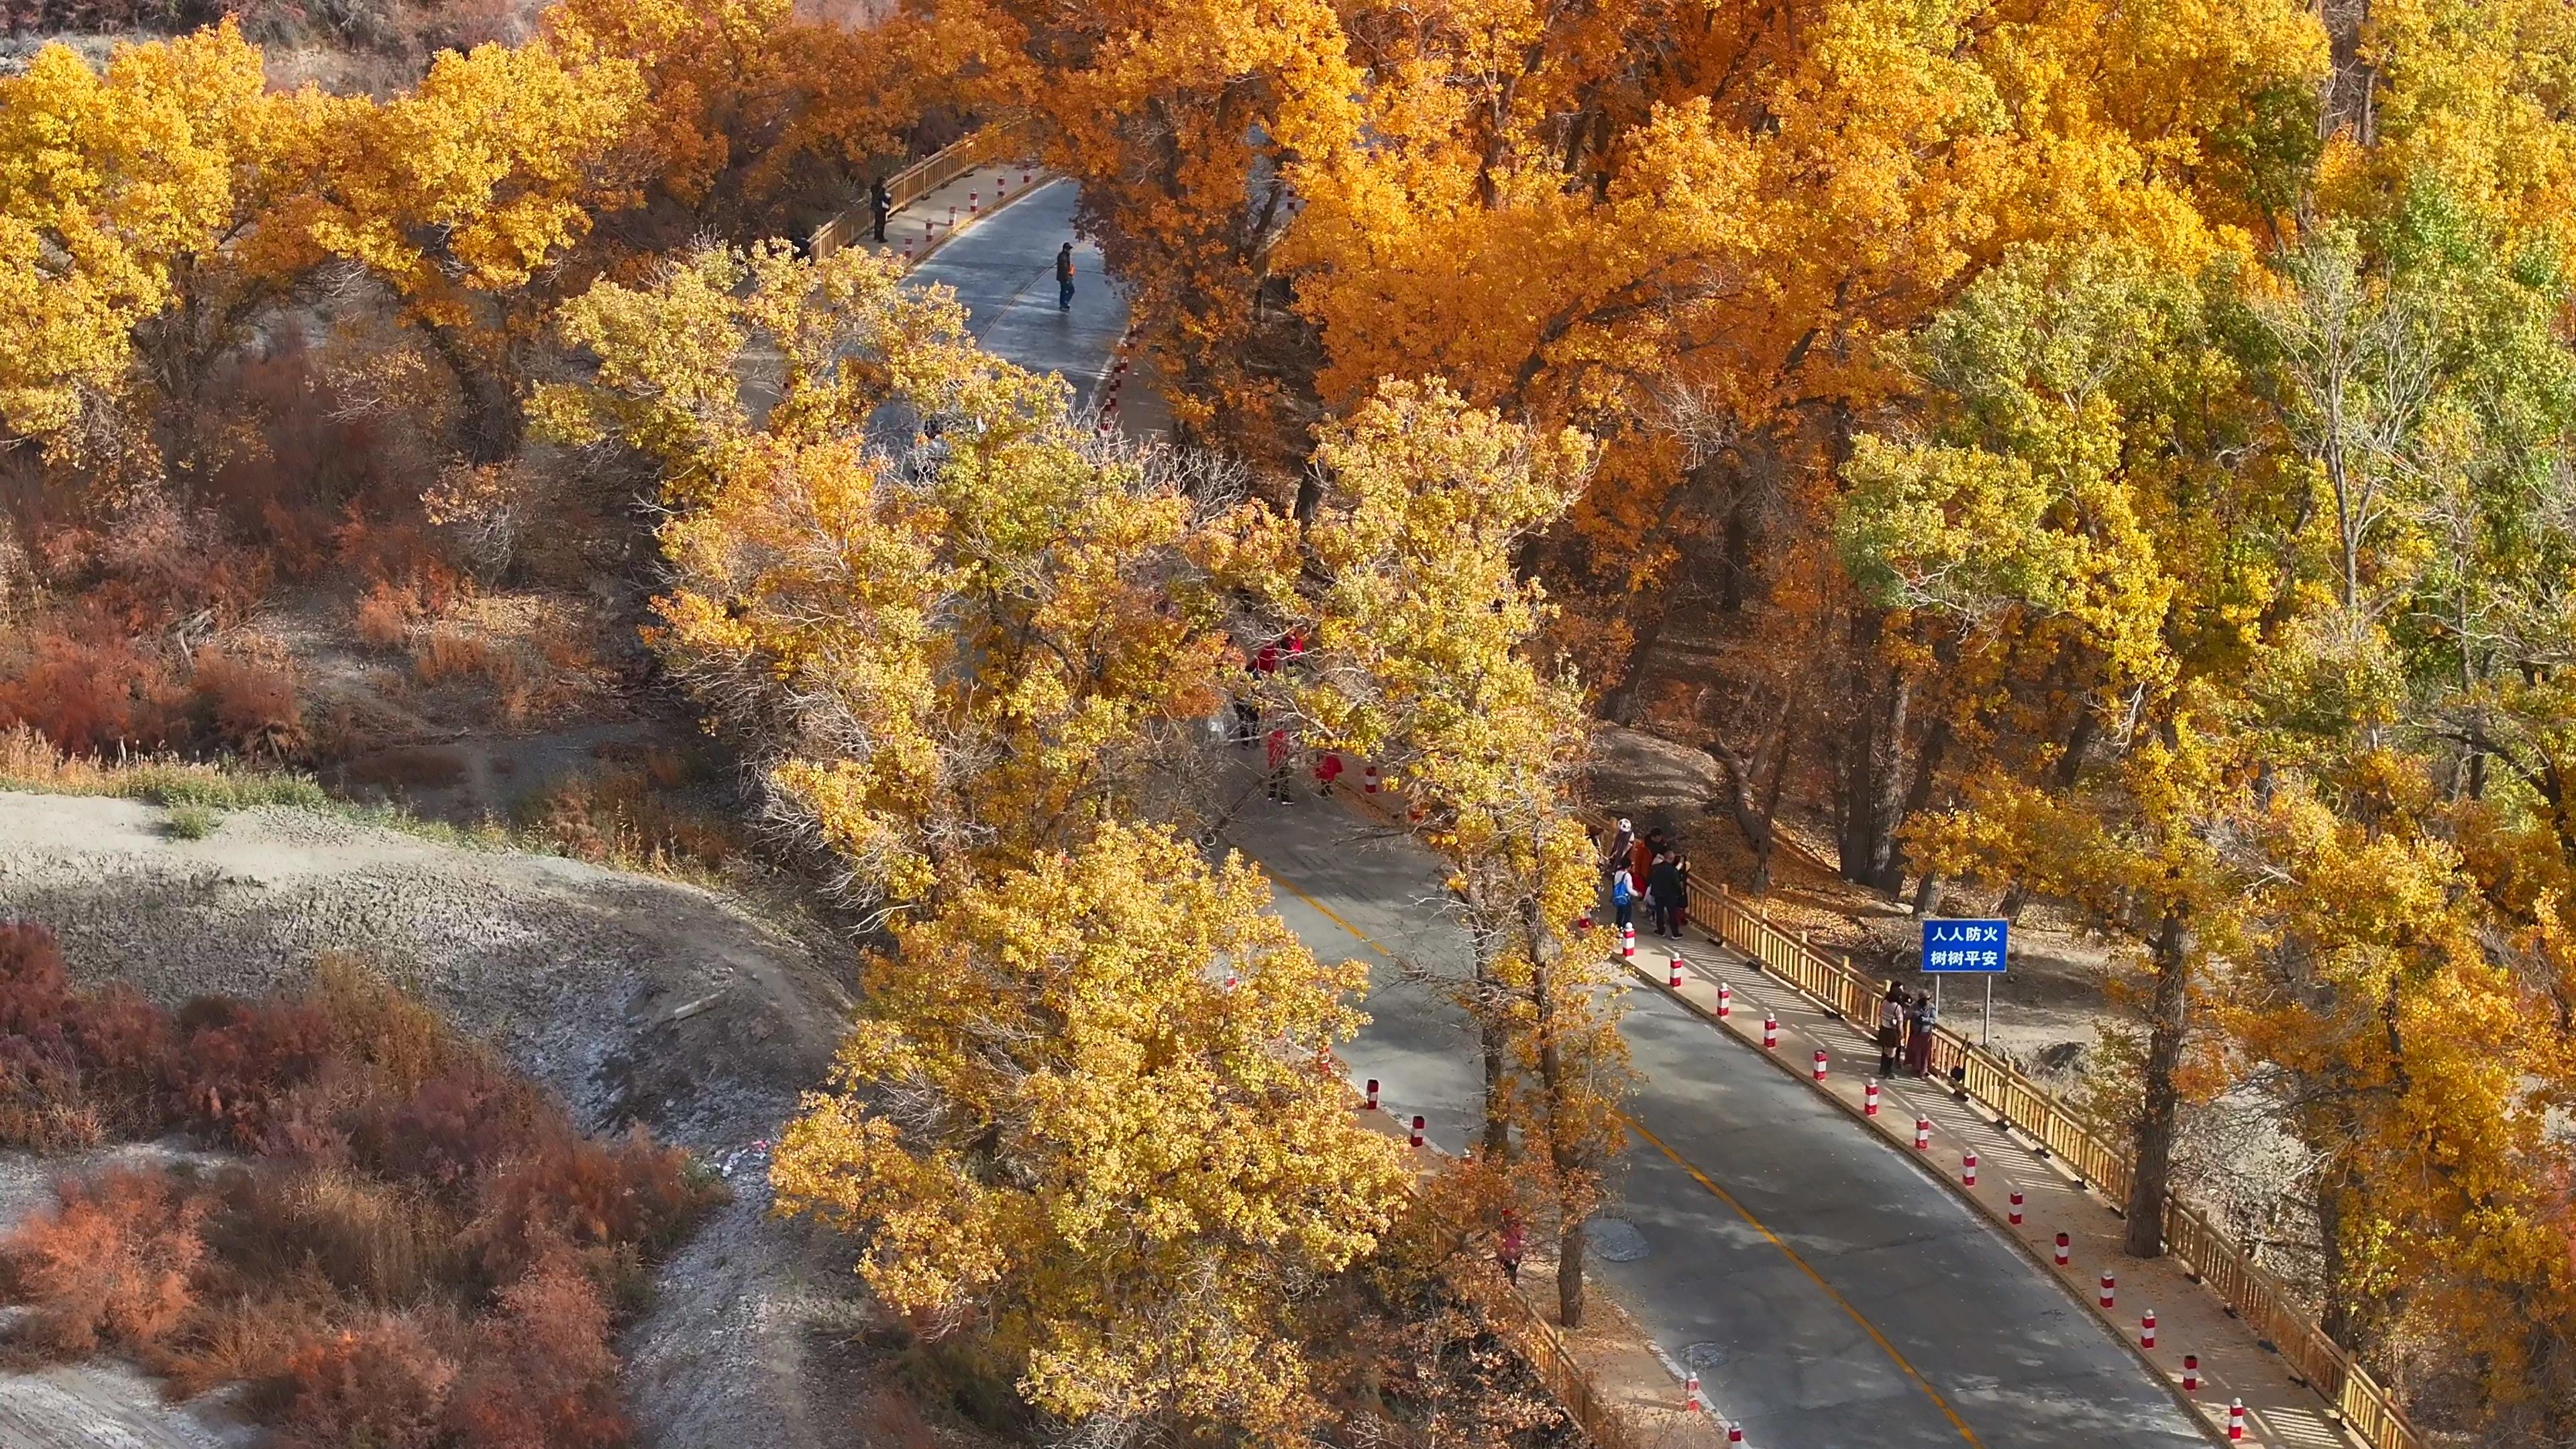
[1612,873,1633,906]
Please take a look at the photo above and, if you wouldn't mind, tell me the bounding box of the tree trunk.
[425,323,524,466]
[1558,1210,1587,1329]
[2124,909,2190,1257]
[1912,871,1946,920]
[1837,650,1913,896]
[1476,951,1512,1162]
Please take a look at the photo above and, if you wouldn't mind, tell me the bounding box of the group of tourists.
[1229,631,1322,804]
[1600,817,1691,939]
[1874,981,1943,1079]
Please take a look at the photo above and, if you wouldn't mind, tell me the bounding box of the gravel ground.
[0,791,880,1449]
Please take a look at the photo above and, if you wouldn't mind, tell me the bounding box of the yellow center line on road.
[1253,847,1984,1447]
[1621,1113,1986,1448]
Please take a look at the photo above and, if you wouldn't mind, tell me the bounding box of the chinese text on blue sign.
[1921,918,2008,973]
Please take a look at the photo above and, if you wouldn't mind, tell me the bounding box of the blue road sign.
[1921,918,2008,973]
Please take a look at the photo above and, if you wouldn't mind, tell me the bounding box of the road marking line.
[1621,1113,1986,1447]
[1252,861,1393,961]
[1257,849,1986,1448]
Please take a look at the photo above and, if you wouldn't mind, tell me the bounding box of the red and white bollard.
[1670,957,1684,988]
[2008,1190,2023,1226]
[1621,923,1637,960]
[1364,1078,1379,1111]
[1726,1424,1743,1444]
[2141,1309,2157,1350]
[1913,1116,1931,1150]
[1022,170,1032,186]
[1684,1372,1702,1413]
[969,191,979,215]
[1762,1014,1778,1051]
[1363,763,1381,794]
[1812,1049,1828,1082]
[2182,1354,2199,1392]
[1962,1150,1978,1187]
[2227,1399,2245,1440]
[948,205,957,227]
[2055,1232,2071,1267]
[2099,1272,2116,1310]
[1716,981,1731,1016]
[1408,1114,1426,1148]
[1223,969,1238,990]
[1864,1079,1880,1116]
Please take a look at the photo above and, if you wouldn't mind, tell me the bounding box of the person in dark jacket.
[1648,853,1684,938]
[1907,990,1940,1077]
[1877,983,1907,1078]
[1056,241,1076,310]
[869,177,892,243]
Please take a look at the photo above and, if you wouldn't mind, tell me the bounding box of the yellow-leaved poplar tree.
[770,822,1408,1440]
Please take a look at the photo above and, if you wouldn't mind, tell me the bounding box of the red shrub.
[345,1059,545,1199]
[465,1124,718,1289]
[445,1255,627,1449]
[166,997,336,1148]
[0,925,171,1144]
[0,629,186,757]
[272,1311,460,1449]
[0,1167,209,1358]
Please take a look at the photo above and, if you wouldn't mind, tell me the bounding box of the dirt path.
[0,792,878,1449]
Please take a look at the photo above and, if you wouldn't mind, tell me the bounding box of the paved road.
[920,191,2210,1449]
[901,180,1124,415]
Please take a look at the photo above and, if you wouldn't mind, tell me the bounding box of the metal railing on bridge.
[808,134,991,260]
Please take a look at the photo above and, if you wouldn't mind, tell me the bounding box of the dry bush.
[202,1164,463,1309]
[0,1167,209,1359]
[0,922,171,1147]
[189,643,307,760]
[343,1058,547,1201]
[41,496,271,636]
[411,624,514,688]
[354,582,415,651]
[271,1311,461,1449]
[531,767,740,874]
[155,1291,333,1401]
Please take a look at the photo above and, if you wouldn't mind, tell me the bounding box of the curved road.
[908,186,2210,1449]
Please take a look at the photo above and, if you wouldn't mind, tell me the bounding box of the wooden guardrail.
[1683,873,2424,1449]
[809,134,989,260]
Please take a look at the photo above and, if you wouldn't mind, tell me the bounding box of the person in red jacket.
[1265,729,1293,804]
[1313,751,1344,797]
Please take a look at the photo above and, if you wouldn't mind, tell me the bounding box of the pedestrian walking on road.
[1648,853,1684,938]
[1611,865,1638,930]
[1056,241,1076,310]
[1876,985,1906,1078]
[1497,1214,1526,1286]
[1313,750,1344,798]
[869,176,892,243]
[1907,990,1940,1077]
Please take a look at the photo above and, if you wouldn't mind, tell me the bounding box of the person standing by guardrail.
[1878,984,1907,1078]
[869,176,891,243]
[1907,989,1940,1077]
